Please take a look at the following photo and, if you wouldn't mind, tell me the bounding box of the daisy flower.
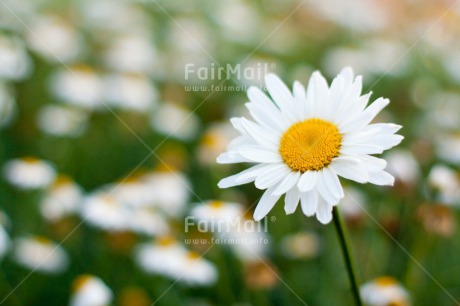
[360,276,411,306]
[70,275,113,306]
[217,68,403,224]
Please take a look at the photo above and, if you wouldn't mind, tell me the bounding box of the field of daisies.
[1,0,460,305]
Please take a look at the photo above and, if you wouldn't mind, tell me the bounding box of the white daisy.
[12,236,69,273]
[360,276,411,306]
[70,275,113,306]
[3,157,56,190]
[217,68,403,224]
[39,175,83,222]
[0,222,11,260]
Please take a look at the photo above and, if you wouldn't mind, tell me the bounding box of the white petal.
[367,123,402,135]
[322,167,344,199]
[339,67,354,84]
[297,171,318,192]
[216,152,251,164]
[227,135,253,150]
[218,164,265,188]
[367,135,404,150]
[254,164,291,189]
[308,71,329,117]
[340,144,384,155]
[285,187,300,214]
[234,164,276,183]
[245,102,287,132]
[293,81,306,99]
[265,74,294,105]
[316,201,333,224]
[341,127,381,145]
[368,171,394,186]
[272,171,301,195]
[230,117,246,135]
[329,74,344,108]
[265,74,296,120]
[293,81,307,120]
[247,86,279,110]
[253,186,281,221]
[334,77,363,121]
[339,98,389,133]
[354,92,372,112]
[239,117,279,148]
[354,155,387,171]
[238,146,282,163]
[317,171,341,205]
[330,157,369,184]
[300,190,318,216]
[218,175,244,189]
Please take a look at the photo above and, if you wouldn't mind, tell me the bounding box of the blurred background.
[0,0,460,305]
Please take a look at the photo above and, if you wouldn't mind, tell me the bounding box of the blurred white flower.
[280,231,320,259]
[197,122,238,165]
[442,51,460,84]
[436,134,460,164]
[104,35,157,74]
[50,66,105,110]
[215,0,260,43]
[360,276,411,306]
[168,17,212,55]
[176,252,217,286]
[135,238,217,286]
[128,207,170,237]
[150,103,200,141]
[80,192,130,231]
[104,73,157,112]
[26,15,84,63]
[135,238,188,277]
[141,170,190,217]
[0,82,17,127]
[106,179,154,207]
[222,215,269,262]
[36,105,88,137]
[78,0,151,34]
[70,275,113,306]
[0,0,38,31]
[425,91,460,130]
[323,40,408,81]
[428,165,460,206]
[13,236,69,273]
[0,34,33,81]
[190,200,267,261]
[339,186,366,220]
[307,0,389,32]
[4,157,56,190]
[40,176,83,222]
[385,150,420,186]
[0,222,11,260]
[190,200,244,225]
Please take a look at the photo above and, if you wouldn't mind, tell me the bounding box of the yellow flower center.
[375,276,398,287]
[279,118,342,172]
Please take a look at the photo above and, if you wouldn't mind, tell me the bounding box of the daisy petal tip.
[284,208,295,215]
[215,154,228,164]
[253,213,264,222]
[339,66,354,79]
[317,214,333,224]
[264,73,278,83]
[217,178,230,189]
[302,210,315,217]
[387,177,395,187]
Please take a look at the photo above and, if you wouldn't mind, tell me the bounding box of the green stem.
[332,207,363,306]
